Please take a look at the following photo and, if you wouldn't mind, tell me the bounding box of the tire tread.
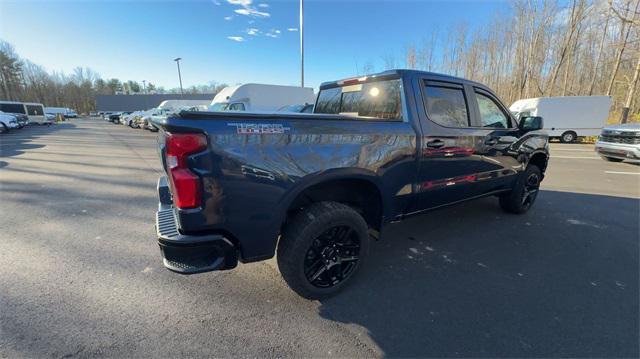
[277,201,369,299]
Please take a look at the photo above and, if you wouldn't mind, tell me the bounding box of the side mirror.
[519,116,543,131]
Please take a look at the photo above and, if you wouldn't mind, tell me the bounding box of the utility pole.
[173,57,184,97]
[141,80,148,110]
[300,0,304,87]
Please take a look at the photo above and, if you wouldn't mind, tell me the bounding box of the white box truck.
[208,84,315,112]
[509,96,612,143]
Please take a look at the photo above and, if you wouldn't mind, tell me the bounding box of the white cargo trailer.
[208,84,315,112]
[510,96,612,143]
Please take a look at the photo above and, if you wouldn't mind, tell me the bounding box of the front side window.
[476,92,510,128]
[315,78,404,121]
[228,103,245,111]
[26,105,43,116]
[424,86,469,127]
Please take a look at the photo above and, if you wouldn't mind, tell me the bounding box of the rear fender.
[276,167,387,226]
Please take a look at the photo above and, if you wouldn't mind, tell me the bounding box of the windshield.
[314,78,404,120]
[209,103,229,112]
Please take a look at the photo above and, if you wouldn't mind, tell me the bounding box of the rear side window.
[0,103,26,114]
[315,79,404,121]
[476,92,510,128]
[423,86,469,127]
[26,105,44,116]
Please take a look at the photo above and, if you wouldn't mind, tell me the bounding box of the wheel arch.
[528,151,549,174]
[279,169,386,232]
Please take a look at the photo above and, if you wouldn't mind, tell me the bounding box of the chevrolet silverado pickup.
[595,123,640,163]
[152,70,549,299]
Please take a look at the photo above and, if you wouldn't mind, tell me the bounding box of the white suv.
[595,123,640,163]
[0,111,20,133]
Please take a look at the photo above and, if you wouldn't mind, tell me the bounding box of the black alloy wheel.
[521,171,540,210]
[304,225,361,288]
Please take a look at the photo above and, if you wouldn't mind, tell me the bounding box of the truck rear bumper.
[155,176,238,274]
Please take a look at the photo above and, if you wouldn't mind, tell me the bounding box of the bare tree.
[605,0,639,96]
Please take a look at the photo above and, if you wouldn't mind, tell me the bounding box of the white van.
[45,107,69,116]
[208,84,315,112]
[0,101,27,116]
[45,107,77,118]
[510,96,612,143]
[0,101,51,125]
[24,102,51,125]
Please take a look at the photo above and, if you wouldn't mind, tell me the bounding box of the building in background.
[95,94,214,112]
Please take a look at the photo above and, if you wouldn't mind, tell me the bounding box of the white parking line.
[551,156,600,160]
[551,148,595,152]
[604,171,640,175]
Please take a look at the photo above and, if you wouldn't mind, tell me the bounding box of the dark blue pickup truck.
[153,70,549,299]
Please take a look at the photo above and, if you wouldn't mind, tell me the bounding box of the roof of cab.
[319,69,486,89]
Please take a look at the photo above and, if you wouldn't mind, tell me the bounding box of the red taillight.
[165,133,207,209]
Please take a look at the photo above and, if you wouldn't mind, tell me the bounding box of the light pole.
[300,0,304,88]
[173,57,184,97]
[142,80,147,94]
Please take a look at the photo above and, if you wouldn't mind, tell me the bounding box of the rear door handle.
[426,139,445,149]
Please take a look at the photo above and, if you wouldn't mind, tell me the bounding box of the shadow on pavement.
[0,123,73,159]
[318,190,639,357]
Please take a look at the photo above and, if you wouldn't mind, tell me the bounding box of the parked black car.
[151,69,549,299]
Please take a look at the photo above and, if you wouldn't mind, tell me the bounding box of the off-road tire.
[499,164,542,214]
[277,201,370,300]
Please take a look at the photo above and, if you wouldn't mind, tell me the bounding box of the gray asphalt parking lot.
[1,119,638,358]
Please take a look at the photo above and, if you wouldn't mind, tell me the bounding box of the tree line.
[1,0,638,121]
[0,41,227,114]
[366,0,640,123]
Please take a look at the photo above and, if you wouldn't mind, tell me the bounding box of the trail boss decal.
[227,123,290,134]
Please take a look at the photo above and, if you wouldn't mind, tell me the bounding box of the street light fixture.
[173,57,184,97]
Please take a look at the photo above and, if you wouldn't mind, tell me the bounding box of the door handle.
[484,137,499,146]
[426,139,445,149]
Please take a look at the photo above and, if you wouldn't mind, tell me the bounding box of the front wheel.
[0,123,8,133]
[499,164,542,214]
[560,131,577,143]
[277,202,370,299]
